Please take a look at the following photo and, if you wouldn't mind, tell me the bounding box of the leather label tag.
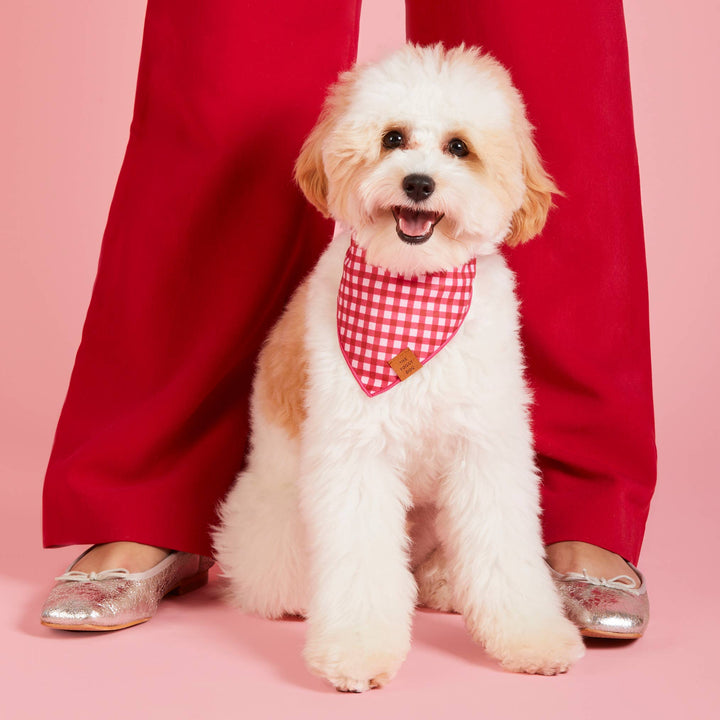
[388,348,423,381]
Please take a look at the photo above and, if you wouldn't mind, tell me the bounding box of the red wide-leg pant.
[43,0,656,564]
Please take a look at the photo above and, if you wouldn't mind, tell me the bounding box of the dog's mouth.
[392,207,444,245]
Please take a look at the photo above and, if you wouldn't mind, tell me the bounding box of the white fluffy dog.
[214,44,584,691]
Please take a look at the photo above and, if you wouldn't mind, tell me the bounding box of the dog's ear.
[505,126,559,247]
[294,115,332,218]
[295,70,359,219]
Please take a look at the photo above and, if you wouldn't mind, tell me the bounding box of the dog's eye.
[382,130,405,150]
[447,138,469,157]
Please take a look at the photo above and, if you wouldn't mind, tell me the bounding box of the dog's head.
[295,44,558,275]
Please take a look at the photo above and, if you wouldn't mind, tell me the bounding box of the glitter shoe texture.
[41,551,214,631]
[549,562,649,639]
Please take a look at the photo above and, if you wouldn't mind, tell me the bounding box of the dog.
[213,44,584,692]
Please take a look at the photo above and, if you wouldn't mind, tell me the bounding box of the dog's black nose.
[402,174,435,202]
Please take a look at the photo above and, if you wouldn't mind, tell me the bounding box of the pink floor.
[3,2,720,718]
[3,484,719,719]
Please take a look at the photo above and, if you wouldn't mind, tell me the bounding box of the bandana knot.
[337,240,476,397]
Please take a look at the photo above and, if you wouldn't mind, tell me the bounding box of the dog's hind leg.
[408,505,459,612]
[414,546,459,613]
[213,421,309,619]
[214,282,312,618]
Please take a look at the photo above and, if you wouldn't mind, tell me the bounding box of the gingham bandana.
[337,240,476,397]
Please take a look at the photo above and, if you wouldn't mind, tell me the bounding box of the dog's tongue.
[397,208,437,237]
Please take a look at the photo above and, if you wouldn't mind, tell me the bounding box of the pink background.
[1,1,719,717]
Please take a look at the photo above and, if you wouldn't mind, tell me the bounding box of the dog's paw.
[304,626,409,692]
[483,615,585,676]
[414,549,459,613]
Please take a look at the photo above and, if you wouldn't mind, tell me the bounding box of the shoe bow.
[55,568,132,583]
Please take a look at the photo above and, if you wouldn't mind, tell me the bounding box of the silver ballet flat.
[41,550,214,631]
[548,562,649,639]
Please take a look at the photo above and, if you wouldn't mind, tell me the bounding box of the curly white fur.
[213,44,584,692]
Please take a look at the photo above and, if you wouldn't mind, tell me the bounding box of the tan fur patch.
[254,282,310,439]
[504,103,560,246]
[294,70,359,217]
[461,47,559,246]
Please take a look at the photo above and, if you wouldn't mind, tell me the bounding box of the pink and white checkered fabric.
[337,239,476,397]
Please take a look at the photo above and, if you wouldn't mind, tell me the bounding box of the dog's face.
[296,44,558,275]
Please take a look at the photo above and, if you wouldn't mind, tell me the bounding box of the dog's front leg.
[299,441,416,692]
[438,437,585,675]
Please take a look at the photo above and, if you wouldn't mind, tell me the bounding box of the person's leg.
[406,1,656,573]
[43,0,361,567]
